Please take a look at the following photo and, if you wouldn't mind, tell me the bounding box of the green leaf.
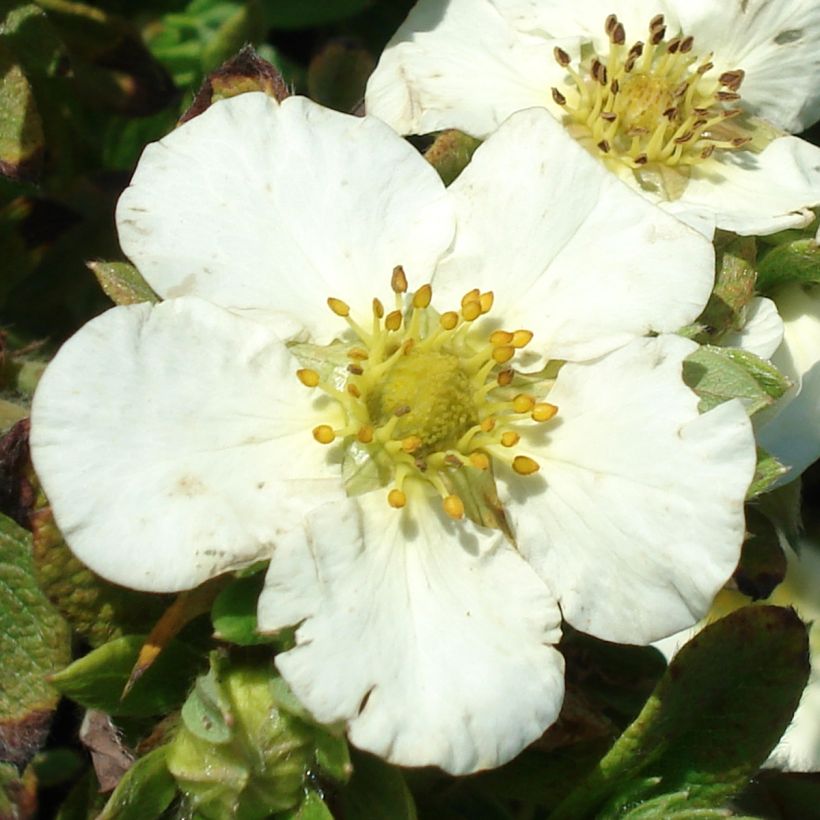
[747,447,789,499]
[97,746,177,820]
[0,512,70,765]
[0,761,36,819]
[87,260,159,306]
[307,40,374,113]
[550,606,810,819]
[339,751,417,820]
[424,130,482,186]
[757,238,820,292]
[30,747,84,788]
[733,506,787,600]
[280,791,335,820]
[260,0,373,29]
[0,44,44,181]
[49,633,206,718]
[211,572,273,646]
[683,345,791,415]
[314,729,352,783]
[181,653,233,743]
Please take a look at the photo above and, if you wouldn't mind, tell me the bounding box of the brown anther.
[462,301,482,322]
[697,61,714,74]
[479,291,494,314]
[719,69,745,90]
[461,288,480,307]
[552,88,567,106]
[385,310,403,331]
[492,345,515,364]
[731,137,752,148]
[624,55,638,72]
[693,119,707,129]
[693,107,709,116]
[513,455,540,476]
[391,265,408,293]
[501,431,520,448]
[667,37,681,53]
[554,46,571,67]
[470,452,491,470]
[612,22,625,45]
[347,384,361,398]
[673,130,694,144]
[680,35,694,52]
[649,13,665,29]
[394,404,411,417]
[605,14,617,34]
[598,64,608,85]
[327,297,350,317]
[348,348,369,360]
[700,145,715,159]
[512,329,533,348]
[717,91,741,102]
[497,368,514,387]
[532,403,559,422]
[650,25,666,45]
[512,394,535,414]
[628,42,644,59]
[663,106,678,120]
[633,153,648,165]
[443,495,465,520]
[357,425,374,443]
[722,108,742,119]
[347,364,364,375]
[445,454,463,468]
[597,139,611,153]
[673,81,689,98]
[601,112,617,122]
[610,79,620,94]
[388,488,407,509]
[591,58,603,80]
[415,458,428,472]
[490,329,514,345]
[313,425,335,444]
[402,436,423,454]
[440,311,459,330]
[373,297,384,319]
[480,417,496,433]
[296,368,320,388]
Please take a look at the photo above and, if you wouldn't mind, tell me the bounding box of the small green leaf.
[747,447,789,499]
[683,345,790,415]
[307,40,374,113]
[97,746,176,820]
[211,573,273,646]
[0,44,44,181]
[424,130,482,186]
[757,238,820,293]
[340,751,417,820]
[87,261,159,306]
[181,653,233,743]
[49,634,206,718]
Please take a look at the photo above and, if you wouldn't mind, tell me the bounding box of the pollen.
[550,13,750,180]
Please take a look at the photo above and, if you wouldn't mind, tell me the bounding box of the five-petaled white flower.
[365,0,820,236]
[30,93,755,774]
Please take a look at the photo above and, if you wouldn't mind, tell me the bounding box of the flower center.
[297,267,558,520]
[551,13,749,173]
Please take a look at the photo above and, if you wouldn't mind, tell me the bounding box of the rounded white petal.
[365,0,567,137]
[673,0,820,132]
[117,93,454,342]
[30,298,344,592]
[258,492,564,775]
[502,334,755,644]
[434,108,714,362]
[678,137,820,236]
[722,296,785,360]
[759,283,820,478]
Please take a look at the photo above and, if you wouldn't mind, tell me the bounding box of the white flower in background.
[655,540,820,772]
[30,94,755,774]
[365,0,820,235]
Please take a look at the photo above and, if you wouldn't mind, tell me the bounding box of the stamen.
[532,403,559,422]
[391,265,408,293]
[413,284,433,309]
[513,456,540,476]
[313,425,336,444]
[297,368,320,387]
[443,495,465,520]
[327,297,350,317]
[388,488,407,508]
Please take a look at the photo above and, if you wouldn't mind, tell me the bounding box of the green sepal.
[278,790,334,820]
[211,573,277,647]
[757,237,820,293]
[747,447,789,499]
[97,746,177,820]
[733,506,787,600]
[181,652,234,744]
[307,40,374,113]
[87,260,159,306]
[424,130,482,186]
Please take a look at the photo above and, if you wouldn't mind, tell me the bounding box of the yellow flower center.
[297,268,558,520]
[551,13,749,174]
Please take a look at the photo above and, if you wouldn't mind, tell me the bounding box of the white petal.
[502,335,755,644]
[30,298,344,592]
[364,0,566,137]
[673,0,820,132]
[679,137,820,236]
[258,491,564,775]
[722,296,785,360]
[434,108,715,362]
[759,283,820,478]
[117,94,454,343]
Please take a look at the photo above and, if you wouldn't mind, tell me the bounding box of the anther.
[552,88,567,106]
[663,107,678,120]
[492,345,515,364]
[650,25,665,44]
[501,432,520,447]
[348,348,369,360]
[604,14,617,34]
[511,330,533,348]
[443,495,465,520]
[601,111,617,122]
[700,145,715,159]
[413,284,433,309]
[313,425,335,444]
[440,311,459,330]
[634,153,648,165]
[394,405,411,417]
[357,425,374,443]
[391,265,408,293]
[597,140,611,153]
[731,137,751,148]
[490,330,514,345]
[649,14,664,30]
[512,394,535,413]
[532,403,559,422]
[673,131,694,144]
[347,384,361,398]
[480,417,496,433]
[388,489,407,509]
[554,46,571,67]
[719,69,744,90]
[479,292,494,314]
[497,369,514,386]
[610,79,620,94]
[717,91,740,102]
[697,61,714,74]
[328,297,350,317]
[461,288,480,307]
[444,454,463,468]
[462,301,482,322]
[373,298,384,319]
[385,310,403,331]
[470,452,490,470]
[402,436,423,453]
[680,35,694,52]
[513,456,540,476]
[347,364,364,375]
[667,37,681,53]
[611,22,625,45]
[297,368,320,387]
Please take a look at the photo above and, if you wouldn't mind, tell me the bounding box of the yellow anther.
[388,488,407,508]
[532,403,559,422]
[469,452,491,470]
[312,425,336,444]
[440,311,459,330]
[490,330,514,346]
[479,291,494,314]
[391,265,408,293]
[462,301,482,322]
[413,284,433,309]
[402,339,415,354]
[513,455,540,476]
[373,298,384,319]
[511,330,534,348]
[512,394,535,414]
[480,417,496,433]
[443,495,465,520]
[497,369,514,387]
[347,384,361,398]
[402,435,423,453]
[327,297,350,317]
[492,345,515,364]
[501,431,520,447]
[357,425,374,444]
[348,348,369,360]
[461,288,480,307]
[296,368,320,388]
[385,310,403,331]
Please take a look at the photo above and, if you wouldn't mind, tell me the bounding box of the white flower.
[365,0,820,235]
[30,93,755,774]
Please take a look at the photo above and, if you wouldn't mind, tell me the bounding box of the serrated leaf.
[211,572,274,646]
[757,238,820,293]
[340,751,417,820]
[49,634,206,718]
[424,130,482,186]
[0,45,44,181]
[551,606,810,819]
[0,512,70,766]
[307,40,374,113]
[97,746,176,820]
[87,261,159,306]
[747,447,789,499]
[683,345,790,415]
